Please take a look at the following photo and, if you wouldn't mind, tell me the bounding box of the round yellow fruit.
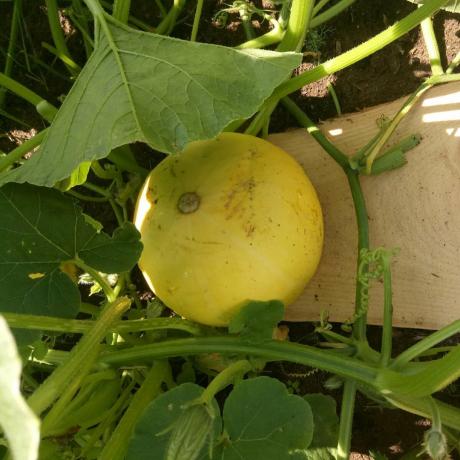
[134,133,323,326]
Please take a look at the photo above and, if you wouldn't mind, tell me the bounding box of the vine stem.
[380,255,393,366]
[27,297,131,416]
[191,0,204,41]
[390,319,460,369]
[277,0,315,52]
[337,381,356,460]
[2,312,208,336]
[100,337,379,385]
[420,14,443,75]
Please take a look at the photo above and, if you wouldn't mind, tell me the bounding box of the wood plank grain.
[269,81,460,330]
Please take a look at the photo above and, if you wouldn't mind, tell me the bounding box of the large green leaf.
[215,377,314,459]
[0,19,300,187]
[0,183,142,319]
[0,316,40,460]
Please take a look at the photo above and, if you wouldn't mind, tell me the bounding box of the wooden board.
[269,81,460,330]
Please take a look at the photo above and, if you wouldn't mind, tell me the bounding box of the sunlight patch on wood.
[422,90,460,107]
[422,109,460,123]
[328,128,343,136]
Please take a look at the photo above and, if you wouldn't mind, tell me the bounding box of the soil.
[1,1,459,458]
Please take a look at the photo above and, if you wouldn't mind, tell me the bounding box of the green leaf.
[228,300,284,343]
[0,20,301,187]
[0,316,40,460]
[215,376,314,459]
[126,383,222,460]
[55,161,92,191]
[0,183,142,320]
[303,394,339,448]
[406,0,460,13]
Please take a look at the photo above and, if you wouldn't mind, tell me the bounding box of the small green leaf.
[0,316,40,460]
[0,21,301,187]
[303,394,339,448]
[126,383,222,460]
[55,161,92,191]
[229,300,284,343]
[0,183,142,322]
[215,376,314,459]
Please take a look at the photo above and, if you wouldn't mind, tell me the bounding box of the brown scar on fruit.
[223,177,256,221]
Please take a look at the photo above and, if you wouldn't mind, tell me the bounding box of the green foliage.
[0,21,300,187]
[0,316,40,460]
[215,376,314,459]
[303,394,339,448]
[0,183,142,323]
[128,377,315,460]
[126,383,222,460]
[228,300,285,343]
[1,1,460,459]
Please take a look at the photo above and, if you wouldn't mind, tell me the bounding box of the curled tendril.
[343,247,399,329]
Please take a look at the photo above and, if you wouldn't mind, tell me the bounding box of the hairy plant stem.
[420,14,443,75]
[390,319,460,369]
[3,312,208,336]
[100,337,378,385]
[27,297,131,416]
[99,361,171,460]
[277,0,314,52]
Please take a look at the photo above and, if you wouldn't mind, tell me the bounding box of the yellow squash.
[134,133,323,326]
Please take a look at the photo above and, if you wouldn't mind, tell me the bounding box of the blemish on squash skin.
[223,177,256,221]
